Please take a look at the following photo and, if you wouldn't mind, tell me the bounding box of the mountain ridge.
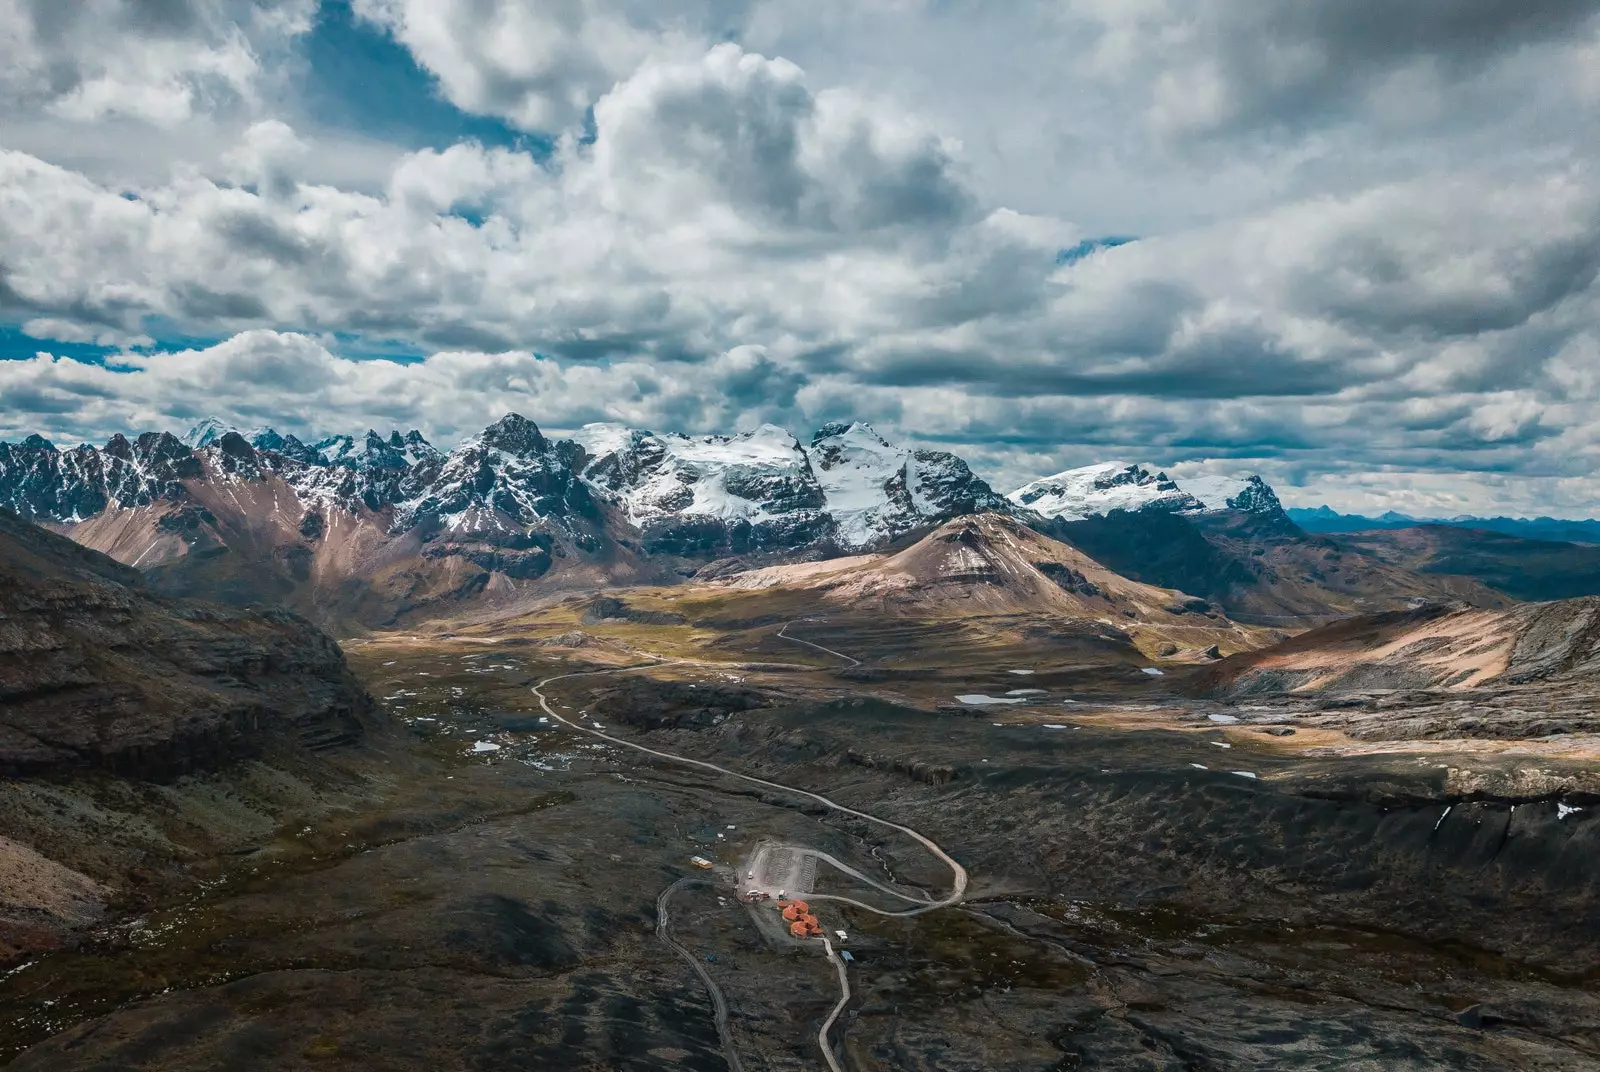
[1289,506,1600,544]
[1,414,1503,630]
[1009,461,1285,523]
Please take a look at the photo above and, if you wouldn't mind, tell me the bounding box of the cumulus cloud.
[1067,0,1600,138]
[351,0,686,132]
[3,5,1600,517]
[0,45,995,355]
[0,330,809,448]
[0,0,315,126]
[3,38,1599,518]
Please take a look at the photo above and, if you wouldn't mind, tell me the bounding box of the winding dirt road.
[531,652,967,1072]
[749,844,937,916]
[776,621,862,667]
[656,877,744,1072]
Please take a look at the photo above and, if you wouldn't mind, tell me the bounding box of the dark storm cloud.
[1290,221,1600,340]
[1077,0,1600,136]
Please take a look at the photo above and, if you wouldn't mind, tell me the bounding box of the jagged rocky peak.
[1204,474,1282,514]
[0,428,200,521]
[214,430,256,458]
[311,426,438,470]
[133,431,200,472]
[389,413,595,537]
[1009,461,1283,522]
[183,417,331,465]
[479,413,548,455]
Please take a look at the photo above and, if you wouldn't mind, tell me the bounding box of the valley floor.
[5,627,1600,1070]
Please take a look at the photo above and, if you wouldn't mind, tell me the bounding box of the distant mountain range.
[1008,461,1282,521]
[0,416,1539,628]
[0,416,1020,627]
[1289,506,1600,544]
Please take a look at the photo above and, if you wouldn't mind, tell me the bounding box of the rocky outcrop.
[0,508,373,779]
[581,677,770,731]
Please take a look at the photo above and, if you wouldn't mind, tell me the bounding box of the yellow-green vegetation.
[414,579,1279,677]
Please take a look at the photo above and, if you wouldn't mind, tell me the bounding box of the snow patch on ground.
[957,694,1028,706]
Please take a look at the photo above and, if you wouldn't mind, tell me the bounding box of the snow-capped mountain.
[1180,474,1283,515]
[181,417,258,449]
[0,412,1306,628]
[806,422,1011,548]
[0,431,200,522]
[575,423,830,555]
[5,416,1289,559]
[573,419,1007,554]
[1008,462,1282,522]
[391,414,595,541]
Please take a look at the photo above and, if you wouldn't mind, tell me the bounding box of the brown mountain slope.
[0,507,373,779]
[1050,509,1508,626]
[60,463,666,632]
[1339,525,1600,602]
[722,513,1267,658]
[1191,596,1600,698]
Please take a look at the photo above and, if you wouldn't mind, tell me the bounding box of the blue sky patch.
[0,326,122,365]
[1056,236,1137,266]
[299,1,553,158]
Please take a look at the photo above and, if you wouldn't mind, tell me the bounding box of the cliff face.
[0,508,372,780]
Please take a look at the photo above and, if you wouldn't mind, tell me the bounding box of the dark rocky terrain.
[0,509,371,779]
[5,639,1598,1070]
[5,470,1600,1069]
[0,508,378,966]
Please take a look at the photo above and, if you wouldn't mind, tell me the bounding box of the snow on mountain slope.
[805,422,1010,548]
[1009,463,1282,521]
[1180,474,1284,514]
[573,420,1007,554]
[1009,462,1200,521]
[0,432,200,522]
[390,414,595,541]
[313,430,441,470]
[577,424,829,554]
[182,418,251,449]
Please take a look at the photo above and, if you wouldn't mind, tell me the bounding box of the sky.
[1,1,1599,518]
